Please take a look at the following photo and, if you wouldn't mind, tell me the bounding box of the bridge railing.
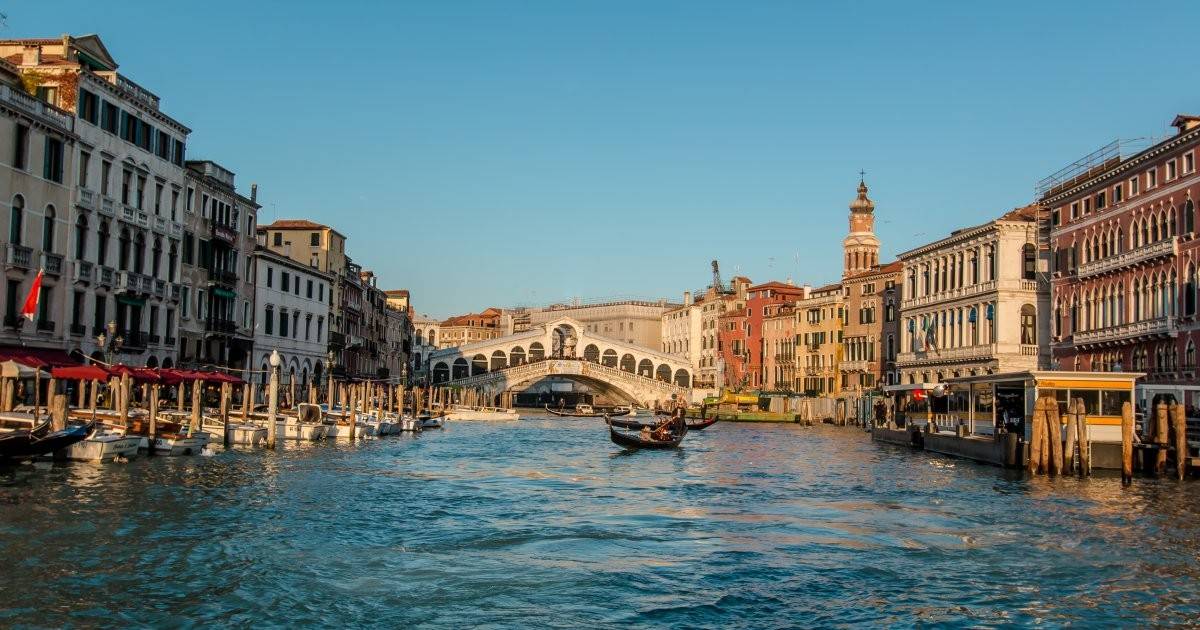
[442,357,688,394]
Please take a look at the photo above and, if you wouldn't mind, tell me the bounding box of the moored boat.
[67,427,142,462]
[608,425,686,449]
[546,403,631,418]
[445,406,519,421]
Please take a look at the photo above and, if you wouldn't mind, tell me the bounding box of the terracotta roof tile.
[261,219,330,230]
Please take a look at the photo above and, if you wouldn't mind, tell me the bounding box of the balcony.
[36,319,55,333]
[73,260,93,284]
[347,335,366,349]
[170,284,181,302]
[117,271,150,294]
[5,243,32,269]
[165,336,177,347]
[137,211,150,228]
[69,323,86,336]
[902,280,998,310]
[0,84,73,131]
[211,223,237,245]
[169,222,183,238]
[209,269,238,286]
[140,275,154,294]
[841,360,871,372]
[76,188,96,212]
[898,343,998,367]
[1072,317,1177,349]
[122,330,147,350]
[205,318,238,335]
[120,204,136,223]
[97,266,115,288]
[329,331,346,348]
[1077,237,1178,279]
[99,196,116,218]
[42,253,64,276]
[152,215,168,234]
[148,333,161,345]
[154,279,166,299]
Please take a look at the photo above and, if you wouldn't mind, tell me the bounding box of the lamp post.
[266,349,280,448]
[325,349,335,409]
[95,320,124,365]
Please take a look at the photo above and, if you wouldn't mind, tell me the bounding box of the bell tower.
[843,175,880,277]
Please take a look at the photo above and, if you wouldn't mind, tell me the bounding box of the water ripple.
[0,417,1198,627]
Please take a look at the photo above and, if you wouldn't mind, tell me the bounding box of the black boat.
[607,415,719,431]
[0,418,53,460]
[609,425,686,449]
[23,421,95,458]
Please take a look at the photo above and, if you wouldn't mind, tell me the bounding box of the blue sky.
[11,1,1200,317]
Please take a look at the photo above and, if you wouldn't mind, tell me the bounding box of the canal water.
[1,414,1198,628]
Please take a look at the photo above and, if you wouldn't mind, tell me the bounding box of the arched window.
[1142,218,1150,246]
[97,220,110,266]
[510,346,526,366]
[1187,264,1198,317]
[74,215,88,260]
[1022,243,1036,280]
[118,228,131,270]
[152,236,163,277]
[1169,206,1178,237]
[528,342,545,362]
[133,231,146,273]
[1186,199,1196,235]
[42,205,56,252]
[167,241,177,281]
[9,194,23,245]
[1186,341,1196,370]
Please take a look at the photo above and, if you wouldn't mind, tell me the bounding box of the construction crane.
[711,260,725,294]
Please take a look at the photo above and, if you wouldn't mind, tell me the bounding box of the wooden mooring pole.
[1029,396,1046,475]
[1121,401,1134,485]
[267,360,279,449]
[1173,403,1188,481]
[1154,401,1169,476]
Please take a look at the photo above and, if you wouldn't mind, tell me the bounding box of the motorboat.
[545,403,631,418]
[67,426,141,462]
[444,405,519,421]
[418,413,444,429]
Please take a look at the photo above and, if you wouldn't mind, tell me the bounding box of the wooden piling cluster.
[1029,394,1094,477]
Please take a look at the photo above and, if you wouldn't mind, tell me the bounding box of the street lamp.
[95,320,124,365]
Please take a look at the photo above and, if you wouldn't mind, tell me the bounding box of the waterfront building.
[0,57,78,361]
[716,292,751,389]
[701,276,749,389]
[1040,116,1200,406]
[1,35,189,368]
[897,204,1050,384]
[660,291,701,369]
[438,307,503,347]
[176,160,257,373]
[410,312,439,379]
[251,245,332,391]
[841,261,902,391]
[796,283,843,396]
[762,301,798,391]
[741,281,808,389]
[523,299,678,349]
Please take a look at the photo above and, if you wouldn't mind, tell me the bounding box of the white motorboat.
[66,428,141,462]
[419,414,444,429]
[444,406,519,421]
[397,415,421,432]
[140,432,211,456]
[225,423,268,446]
[276,419,328,441]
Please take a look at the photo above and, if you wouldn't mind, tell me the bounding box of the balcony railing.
[97,266,115,288]
[209,269,238,286]
[154,279,166,299]
[841,360,871,372]
[121,204,136,223]
[165,336,177,347]
[170,284,181,302]
[1072,317,1177,347]
[76,188,96,211]
[0,85,73,131]
[148,333,161,345]
[205,318,238,335]
[42,253,64,276]
[36,319,55,333]
[122,330,147,349]
[169,222,183,238]
[117,271,151,294]
[152,216,168,234]
[73,260,93,284]
[898,343,999,366]
[1077,237,1178,279]
[5,243,32,269]
[69,323,86,336]
[211,223,237,245]
[329,331,346,347]
[901,280,998,311]
[99,196,116,218]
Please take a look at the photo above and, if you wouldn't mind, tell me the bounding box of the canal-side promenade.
[2,417,1198,628]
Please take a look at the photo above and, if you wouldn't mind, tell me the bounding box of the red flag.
[20,269,43,321]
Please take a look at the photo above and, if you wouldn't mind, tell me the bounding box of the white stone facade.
[252,248,333,390]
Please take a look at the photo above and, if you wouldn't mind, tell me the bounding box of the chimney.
[683,291,693,306]
[250,183,258,204]
[21,45,41,66]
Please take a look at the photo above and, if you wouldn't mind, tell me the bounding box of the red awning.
[201,371,245,385]
[50,365,110,380]
[0,346,80,368]
[108,365,161,382]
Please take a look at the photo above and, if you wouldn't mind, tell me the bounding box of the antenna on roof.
[711,260,725,294]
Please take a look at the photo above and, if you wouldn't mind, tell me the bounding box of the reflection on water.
[1,415,1199,627]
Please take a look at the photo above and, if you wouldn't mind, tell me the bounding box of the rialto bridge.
[427,318,692,405]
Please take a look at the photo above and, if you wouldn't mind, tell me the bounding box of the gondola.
[608,425,686,449]
[607,415,719,431]
[545,404,632,418]
[16,421,95,459]
[0,418,53,460]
